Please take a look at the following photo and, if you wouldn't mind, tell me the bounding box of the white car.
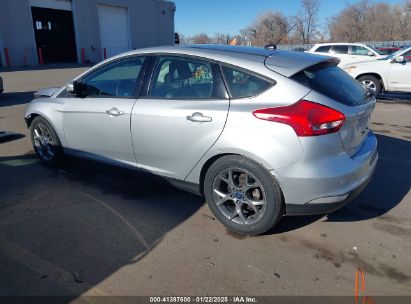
[342,46,411,95]
[307,43,384,66]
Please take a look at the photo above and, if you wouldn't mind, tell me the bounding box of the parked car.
[343,46,411,95]
[0,76,3,94]
[307,43,384,66]
[377,47,401,55]
[24,45,378,235]
[293,47,307,52]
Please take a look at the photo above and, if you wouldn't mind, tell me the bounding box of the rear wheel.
[357,75,382,96]
[204,156,283,235]
[30,116,64,166]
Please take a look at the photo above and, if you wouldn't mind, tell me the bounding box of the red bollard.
[81,48,86,64]
[103,48,107,60]
[37,48,44,65]
[4,48,11,67]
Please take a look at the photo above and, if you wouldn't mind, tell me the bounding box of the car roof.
[184,44,276,56]
[314,42,369,46]
[104,45,333,78]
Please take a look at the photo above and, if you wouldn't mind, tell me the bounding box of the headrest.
[169,60,192,81]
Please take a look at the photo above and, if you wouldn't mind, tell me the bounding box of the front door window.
[79,56,146,98]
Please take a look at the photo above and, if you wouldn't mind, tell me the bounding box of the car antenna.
[265,23,297,51]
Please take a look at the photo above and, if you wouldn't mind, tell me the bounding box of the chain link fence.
[276,40,411,51]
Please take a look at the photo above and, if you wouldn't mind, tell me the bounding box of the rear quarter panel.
[185,73,310,184]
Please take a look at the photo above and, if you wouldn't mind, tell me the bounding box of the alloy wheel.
[361,80,377,92]
[32,123,55,161]
[212,167,267,225]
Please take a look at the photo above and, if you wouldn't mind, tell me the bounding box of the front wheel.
[357,75,382,96]
[204,156,283,235]
[30,116,64,166]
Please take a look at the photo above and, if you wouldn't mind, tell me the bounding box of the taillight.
[252,100,345,136]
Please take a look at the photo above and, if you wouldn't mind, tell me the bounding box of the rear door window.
[315,46,332,53]
[221,66,273,98]
[291,62,369,106]
[330,45,349,55]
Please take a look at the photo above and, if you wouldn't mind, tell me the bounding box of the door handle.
[106,107,124,117]
[186,112,212,123]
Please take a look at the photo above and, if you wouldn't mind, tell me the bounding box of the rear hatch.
[267,56,374,157]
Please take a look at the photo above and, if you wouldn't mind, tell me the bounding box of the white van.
[307,43,384,66]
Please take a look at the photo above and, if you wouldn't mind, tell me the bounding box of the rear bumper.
[271,131,378,215]
[285,167,375,215]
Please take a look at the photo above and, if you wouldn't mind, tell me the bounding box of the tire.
[357,75,382,96]
[29,116,64,166]
[204,155,283,235]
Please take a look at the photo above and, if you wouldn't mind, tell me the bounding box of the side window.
[351,46,370,56]
[150,56,218,99]
[80,56,146,98]
[315,46,331,53]
[221,66,272,99]
[330,45,349,55]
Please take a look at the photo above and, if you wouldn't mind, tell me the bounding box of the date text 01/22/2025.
[149,296,257,303]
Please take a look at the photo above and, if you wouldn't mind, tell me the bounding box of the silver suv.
[25,45,378,235]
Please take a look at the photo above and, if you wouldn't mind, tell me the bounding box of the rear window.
[291,62,369,106]
[222,66,273,98]
[315,46,331,53]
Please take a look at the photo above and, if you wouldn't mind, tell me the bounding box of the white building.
[0,0,175,67]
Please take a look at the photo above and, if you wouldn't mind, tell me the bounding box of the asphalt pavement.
[0,66,410,300]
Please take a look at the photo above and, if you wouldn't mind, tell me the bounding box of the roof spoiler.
[265,52,340,78]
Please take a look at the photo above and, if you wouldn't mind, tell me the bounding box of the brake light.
[252,100,345,136]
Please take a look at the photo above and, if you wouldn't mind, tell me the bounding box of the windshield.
[381,47,411,60]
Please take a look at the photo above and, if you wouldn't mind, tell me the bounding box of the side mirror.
[66,81,84,96]
[368,51,375,57]
[65,83,75,93]
[395,56,405,63]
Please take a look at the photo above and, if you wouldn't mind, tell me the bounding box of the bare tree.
[327,0,411,42]
[186,0,411,48]
[241,11,290,46]
[241,24,258,45]
[191,33,212,44]
[178,34,188,45]
[293,0,320,44]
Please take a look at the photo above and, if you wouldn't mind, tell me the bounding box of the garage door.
[98,5,130,59]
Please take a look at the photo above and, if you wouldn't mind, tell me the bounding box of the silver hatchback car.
[25,45,378,235]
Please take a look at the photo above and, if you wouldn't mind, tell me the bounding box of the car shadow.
[378,92,411,102]
[0,132,25,143]
[265,134,411,234]
[0,134,409,296]
[0,91,35,107]
[0,153,204,297]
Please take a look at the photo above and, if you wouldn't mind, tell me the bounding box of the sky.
[173,0,406,37]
